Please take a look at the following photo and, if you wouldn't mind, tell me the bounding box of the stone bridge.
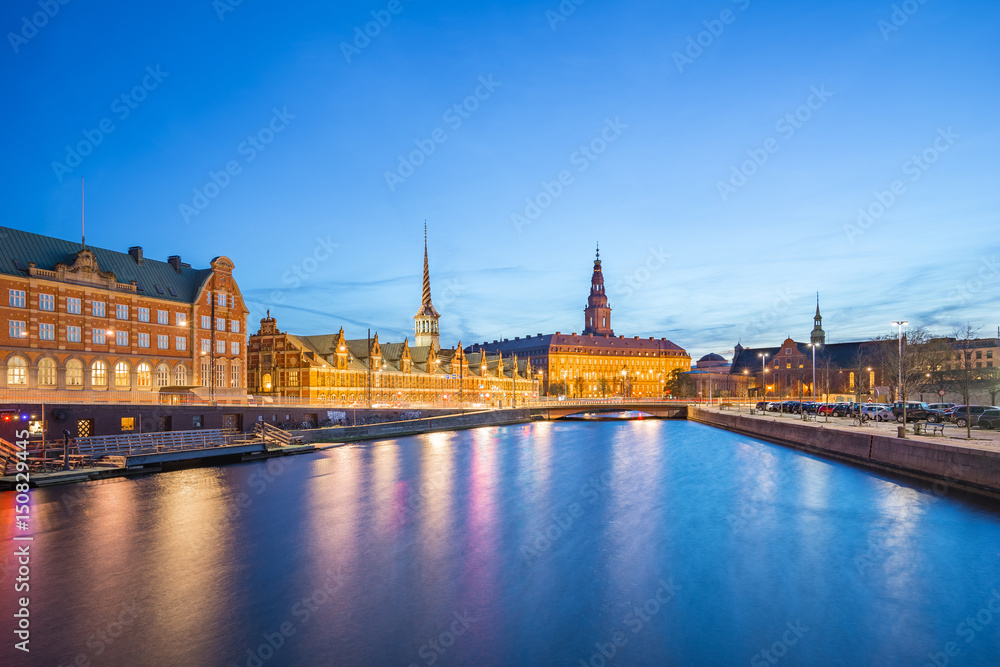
[530,401,689,420]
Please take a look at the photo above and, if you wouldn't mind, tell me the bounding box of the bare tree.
[870,327,935,431]
[981,366,1000,407]
[950,324,981,438]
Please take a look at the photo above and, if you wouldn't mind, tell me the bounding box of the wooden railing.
[73,428,237,459]
[252,422,303,448]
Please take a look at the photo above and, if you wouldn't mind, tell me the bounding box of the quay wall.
[689,408,1000,497]
[293,408,533,444]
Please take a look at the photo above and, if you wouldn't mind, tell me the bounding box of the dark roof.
[0,225,211,303]
[466,332,687,356]
[730,340,887,374]
[699,353,726,362]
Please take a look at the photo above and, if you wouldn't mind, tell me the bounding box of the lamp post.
[808,343,820,400]
[892,320,908,432]
[759,353,769,404]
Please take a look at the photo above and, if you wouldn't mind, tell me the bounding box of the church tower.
[811,293,825,346]
[583,245,613,336]
[414,224,440,349]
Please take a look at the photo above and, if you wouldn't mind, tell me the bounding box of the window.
[39,294,55,311]
[116,304,128,320]
[93,328,106,345]
[66,359,83,386]
[38,358,56,386]
[288,370,299,386]
[9,320,26,339]
[216,317,226,332]
[93,301,106,317]
[91,361,108,387]
[156,364,170,387]
[200,360,210,387]
[157,310,168,325]
[192,415,204,429]
[175,313,186,326]
[138,332,150,348]
[39,323,55,341]
[67,326,81,343]
[215,361,226,387]
[138,307,150,322]
[6,356,27,385]
[201,315,211,329]
[9,289,25,308]
[216,340,226,354]
[158,334,169,350]
[201,339,211,354]
[121,417,135,432]
[217,293,227,307]
[263,373,272,391]
[174,365,187,385]
[988,351,994,359]
[231,320,240,334]
[137,363,152,388]
[231,341,241,355]
[114,361,130,387]
[976,351,983,359]
[176,336,187,351]
[231,362,240,387]
[67,297,82,314]
[116,330,128,346]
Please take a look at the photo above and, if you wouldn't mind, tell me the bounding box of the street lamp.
[892,320,908,431]
[759,353,769,403]
[807,343,820,401]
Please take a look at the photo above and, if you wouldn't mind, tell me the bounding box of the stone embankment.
[293,408,533,444]
[689,407,1000,498]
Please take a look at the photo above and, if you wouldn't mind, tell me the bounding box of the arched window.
[7,356,27,385]
[215,360,226,388]
[174,365,187,386]
[38,358,56,386]
[156,364,170,387]
[230,361,241,388]
[92,361,108,387]
[262,373,273,391]
[137,362,152,388]
[114,361,130,388]
[200,360,210,387]
[66,359,83,386]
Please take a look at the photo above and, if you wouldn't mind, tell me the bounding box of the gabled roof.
[0,225,212,303]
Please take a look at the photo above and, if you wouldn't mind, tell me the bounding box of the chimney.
[168,255,183,274]
[128,246,143,265]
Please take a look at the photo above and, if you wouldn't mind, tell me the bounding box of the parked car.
[830,402,851,417]
[948,405,999,427]
[755,401,768,411]
[891,401,944,423]
[928,403,956,412]
[766,402,781,412]
[977,409,1000,429]
[800,402,820,414]
[861,405,894,421]
[816,403,835,416]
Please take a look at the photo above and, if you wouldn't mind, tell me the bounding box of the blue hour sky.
[2,0,998,359]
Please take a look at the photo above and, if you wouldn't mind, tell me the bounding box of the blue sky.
[2,0,998,359]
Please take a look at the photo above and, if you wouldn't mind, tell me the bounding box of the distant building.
[247,230,537,406]
[468,248,690,398]
[0,226,248,404]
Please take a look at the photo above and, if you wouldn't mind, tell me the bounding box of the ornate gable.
[401,338,412,373]
[49,249,118,288]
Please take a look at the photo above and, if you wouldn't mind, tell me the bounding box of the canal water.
[3,420,1000,666]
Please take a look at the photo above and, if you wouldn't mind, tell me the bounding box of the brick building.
[470,248,690,398]
[0,226,248,402]
[247,231,538,407]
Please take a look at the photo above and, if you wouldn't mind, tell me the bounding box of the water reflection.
[2,420,999,666]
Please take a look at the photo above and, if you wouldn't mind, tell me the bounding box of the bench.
[915,422,945,436]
